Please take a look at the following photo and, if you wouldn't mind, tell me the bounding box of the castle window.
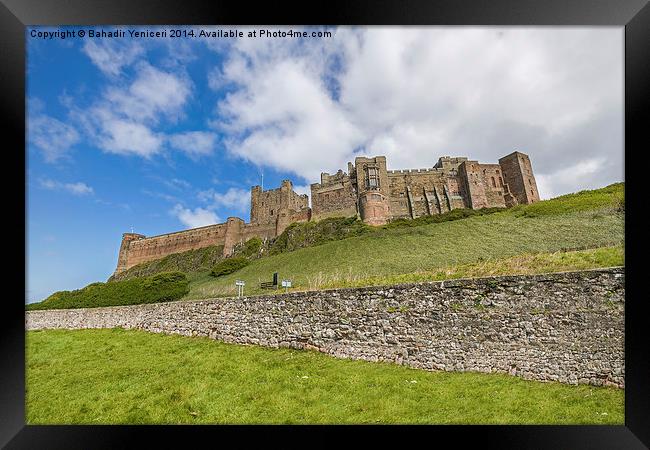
[528,179,532,186]
[499,177,503,187]
[365,166,380,189]
[491,177,496,187]
[270,209,274,215]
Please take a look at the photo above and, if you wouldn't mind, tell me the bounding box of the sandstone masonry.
[113,151,539,276]
[27,268,624,388]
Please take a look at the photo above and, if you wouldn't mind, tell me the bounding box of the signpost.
[281,279,292,293]
[235,280,245,297]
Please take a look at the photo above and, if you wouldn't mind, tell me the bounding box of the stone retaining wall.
[26,268,625,388]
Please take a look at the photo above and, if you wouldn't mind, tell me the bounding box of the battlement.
[387,168,444,174]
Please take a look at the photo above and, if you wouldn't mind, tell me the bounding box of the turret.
[114,232,145,275]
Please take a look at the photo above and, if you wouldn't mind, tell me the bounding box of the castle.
[113,151,539,275]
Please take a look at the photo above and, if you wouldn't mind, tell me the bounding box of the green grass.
[317,245,624,290]
[26,329,624,424]
[185,183,624,299]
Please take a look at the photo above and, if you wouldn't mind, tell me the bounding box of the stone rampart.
[28,268,624,388]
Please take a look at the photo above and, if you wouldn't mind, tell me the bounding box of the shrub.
[233,237,264,259]
[210,257,250,277]
[268,216,373,255]
[27,272,189,310]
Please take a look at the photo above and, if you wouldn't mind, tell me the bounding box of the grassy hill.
[185,183,624,299]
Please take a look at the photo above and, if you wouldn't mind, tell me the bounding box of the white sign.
[281,280,292,288]
[235,280,245,298]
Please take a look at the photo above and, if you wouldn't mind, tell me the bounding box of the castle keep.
[113,151,539,275]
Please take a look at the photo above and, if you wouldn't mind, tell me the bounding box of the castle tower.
[223,217,245,256]
[250,185,262,223]
[250,179,309,232]
[458,161,489,209]
[352,156,391,225]
[498,151,540,205]
[114,232,145,275]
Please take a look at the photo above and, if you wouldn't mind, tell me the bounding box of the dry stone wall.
[27,268,624,388]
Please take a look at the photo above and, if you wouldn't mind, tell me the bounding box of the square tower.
[350,156,391,225]
[498,151,540,204]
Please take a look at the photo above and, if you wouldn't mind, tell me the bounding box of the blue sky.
[26,26,623,303]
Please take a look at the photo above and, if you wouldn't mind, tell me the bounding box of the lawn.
[26,329,624,425]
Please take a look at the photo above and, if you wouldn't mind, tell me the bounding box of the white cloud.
[104,63,192,124]
[76,63,192,158]
[28,114,80,163]
[39,179,94,196]
[208,27,623,197]
[66,182,94,195]
[536,158,606,199]
[171,204,220,228]
[165,178,192,190]
[82,39,144,77]
[168,131,217,158]
[198,187,250,214]
[96,118,163,157]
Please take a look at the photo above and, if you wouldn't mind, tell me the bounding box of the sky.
[26,26,624,303]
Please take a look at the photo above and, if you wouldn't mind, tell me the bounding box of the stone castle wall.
[114,180,310,275]
[114,151,539,275]
[310,170,358,221]
[310,151,538,225]
[28,268,625,388]
[116,223,230,271]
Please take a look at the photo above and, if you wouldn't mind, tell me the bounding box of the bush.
[210,257,250,277]
[268,216,373,255]
[27,272,190,311]
[233,237,264,259]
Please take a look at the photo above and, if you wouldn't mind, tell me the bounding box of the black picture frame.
[3,0,648,447]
